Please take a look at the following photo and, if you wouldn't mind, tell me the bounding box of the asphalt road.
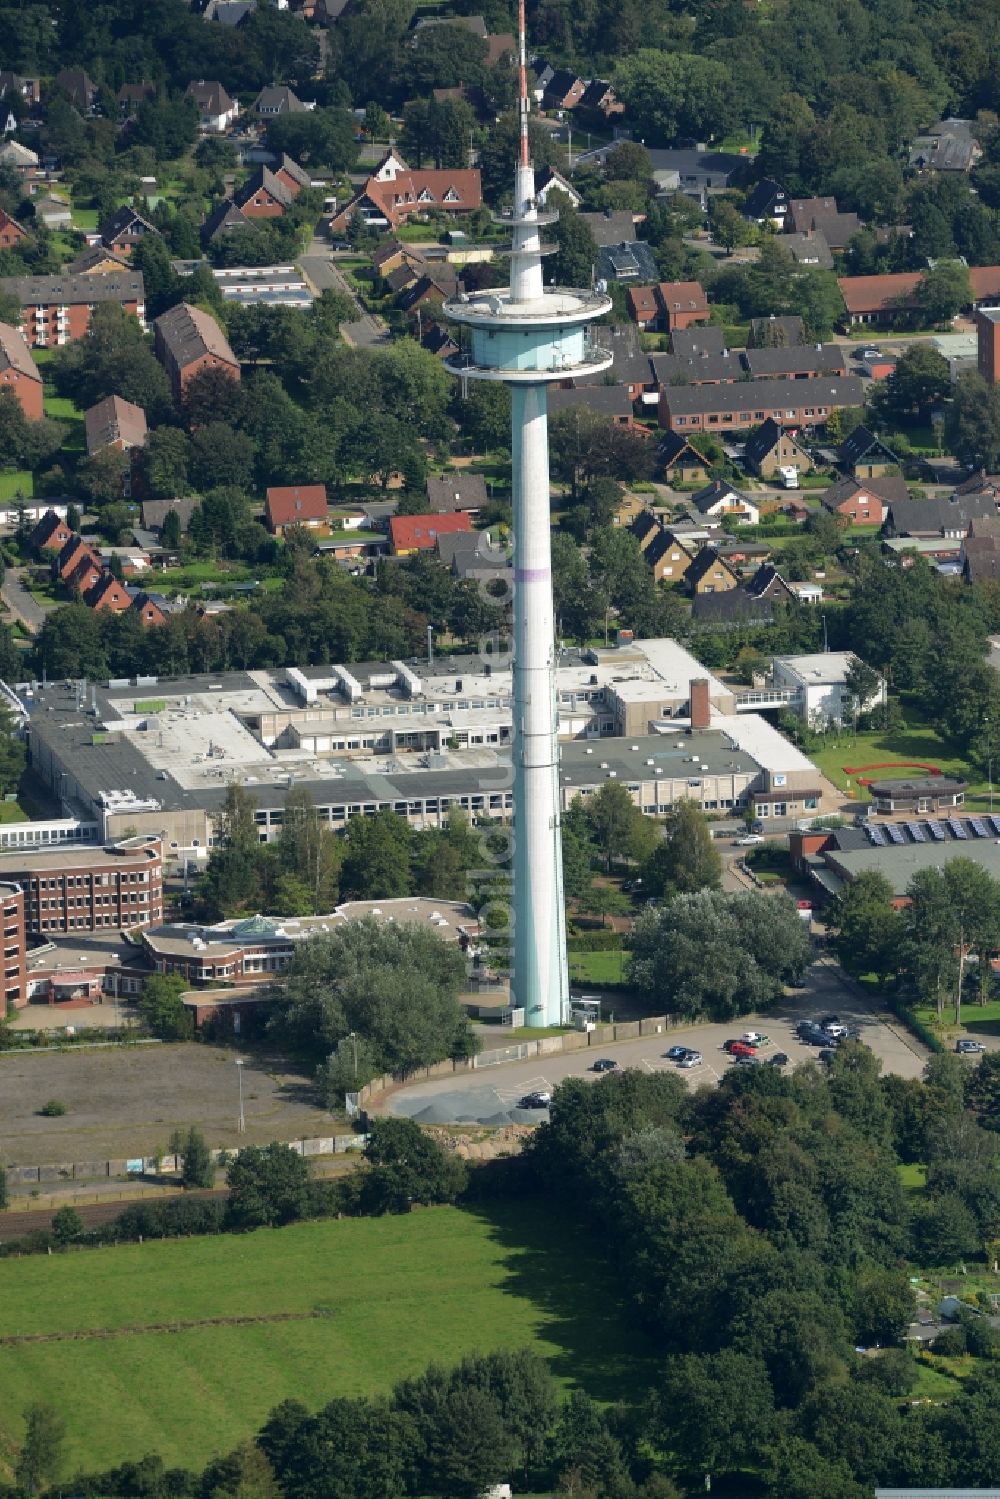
[385,957,929,1126]
[300,245,388,348]
[1,566,49,633]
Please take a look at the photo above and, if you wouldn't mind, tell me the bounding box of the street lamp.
[346,1031,358,1081]
[985,716,994,814]
[235,1058,246,1133]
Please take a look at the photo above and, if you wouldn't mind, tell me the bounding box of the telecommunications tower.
[443,2,612,1027]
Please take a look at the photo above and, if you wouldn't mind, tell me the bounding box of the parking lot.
[386,958,929,1126]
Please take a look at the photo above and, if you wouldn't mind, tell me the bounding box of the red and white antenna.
[518,0,529,167]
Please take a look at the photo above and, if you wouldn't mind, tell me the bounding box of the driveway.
[2,565,49,633]
[382,956,929,1125]
[300,246,388,349]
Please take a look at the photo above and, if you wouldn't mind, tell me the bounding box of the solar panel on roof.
[927,821,945,840]
[990,814,1000,837]
[948,819,967,839]
[866,824,887,846]
[906,822,926,842]
[970,817,989,838]
[886,824,905,844]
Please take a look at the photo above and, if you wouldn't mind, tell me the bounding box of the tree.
[52,303,172,421]
[141,426,192,499]
[917,260,972,324]
[225,1141,310,1229]
[604,141,652,182]
[201,1440,281,1499]
[587,781,649,872]
[613,50,736,143]
[340,809,413,899]
[264,108,358,173]
[15,1403,65,1495]
[0,701,25,799]
[654,1351,775,1485]
[51,1205,83,1245]
[877,342,951,424]
[945,372,1000,470]
[138,973,192,1040]
[712,198,752,254]
[550,201,600,287]
[177,1126,214,1189]
[643,800,721,898]
[360,1116,467,1213]
[825,870,902,986]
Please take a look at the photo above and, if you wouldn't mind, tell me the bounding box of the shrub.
[39,1099,66,1116]
[51,1207,83,1245]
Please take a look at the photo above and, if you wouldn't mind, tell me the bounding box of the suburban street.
[1,565,48,633]
[301,241,388,348]
[384,956,929,1126]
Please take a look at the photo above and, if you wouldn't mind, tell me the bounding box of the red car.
[728,1041,758,1059]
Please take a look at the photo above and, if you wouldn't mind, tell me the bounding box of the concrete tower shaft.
[443,2,611,1025]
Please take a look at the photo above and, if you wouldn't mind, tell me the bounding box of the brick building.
[0,837,163,938]
[0,320,42,418]
[153,301,240,403]
[659,376,865,434]
[977,306,1000,384]
[0,272,146,347]
[0,881,25,1013]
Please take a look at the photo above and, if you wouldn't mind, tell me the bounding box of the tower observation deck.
[442,1,611,1027]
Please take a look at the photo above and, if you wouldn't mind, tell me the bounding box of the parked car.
[734,1054,761,1066]
[800,1026,829,1046]
[742,1031,769,1047]
[519,1091,552,1108]
[823,1023,847,1038]
[729,1041,758,1058]
[678,1050,703,1067]
[769,1052,789,1067]
[956,1038,987,1054]
[818,1049,836,1064]
[665,1045,690,1061]
[591,1057,618,1072]
[735,833,765,846]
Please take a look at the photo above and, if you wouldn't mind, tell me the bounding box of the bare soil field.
[0,1044,336,1166]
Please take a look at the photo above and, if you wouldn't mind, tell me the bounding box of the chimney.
[690,678,711,731]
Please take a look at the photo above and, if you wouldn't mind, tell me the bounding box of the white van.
[779,465,800,489]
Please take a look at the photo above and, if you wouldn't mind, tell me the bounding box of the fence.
[351,1016,674,1108]
[3,1134,365,1192]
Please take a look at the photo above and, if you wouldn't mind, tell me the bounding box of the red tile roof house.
[265,483,328,535]
[0,320,43,419]
[153,302,240,404]
[820,475,908,525]
[85,572,133,614]
[83,395,148,456]
[389,511,472,556]
[0,209,27,250]
[232,166,295,219]
[30,508,74,554]
[836,272,923,327]
[627,281,710,332]
[55,537,102,593]
[330,162,482,233]
[0,272,146,347]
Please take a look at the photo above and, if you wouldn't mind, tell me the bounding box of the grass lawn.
[896,1162,927,1193]
[70,206,99,231]
[911,1358,962,1399]
[568,948,628,985]
[0,1203,657,1476]
[805,706,991,805]
[43,394,84,423]
[0,472,32,501]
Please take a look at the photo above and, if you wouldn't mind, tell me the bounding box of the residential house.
[685,546,741,596]
[692,588,775,629]
[821,475,906,525]
[742,179,789,228]
[908,118,982,173]
[330,161,482,232]
[743,418,814,480]
[117,83,155,116]
[786,196,862,249]
[67,244,130,275]
[611,492,647,527]
[204,0,259,22]
[837,272,923,327]
[272,154,310,198]
[141,498,198,535]
[0,272,145,347]
[85,572,133,614]
[643,528,695,584]
[0,139,38,176]
[436,529,510,587]
[541,69,585,111]
[200,200,252,248]
[0,73,40,106]
[129,589,179,627]
[655,280,710,332]
[690,478,760,526]
[0,209,26,250]
[578,79,622,121]
[265,483,328,534]
[644,148,746,205]
[397,271,459,318]
[780,498,810,523]
[233,166,295,218]
[32,197,72,230]
[672,326,726,358]
[977,305,1000,384]
[426,474,487,514]
[748,315,806,348]
[742,345,849,380]
[580,208,637,247]
[969,267,1000,305]
[746,561,797,604]
[885,492,997,539]
[659,376,866,435]
[185,80,239,133]
[30,509,73,553]
[630,510,665,552]
[83,395,148,457]
[55,536,102,593]
[839,425,900,478]
[783,229,833,269]
[422,323,459,361]
[153,302,240,403]
[253,86,307,117]
[0,321,42,419]
[596,239,659,286]
[534,168,581,208]
[53,68,96,112]
[658,431,712,484]
[412,13,488,38]
[98,205,159,257]
[627,285,660,331]
[650,349,742,388]
[389,511,472,556]
[547,384,637,426]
